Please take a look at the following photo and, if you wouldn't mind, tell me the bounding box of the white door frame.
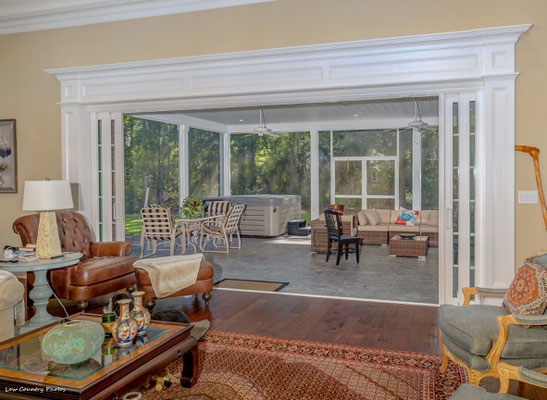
[48,24,531,305]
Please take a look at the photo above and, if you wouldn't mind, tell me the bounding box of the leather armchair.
[13,212,137,310]
[439,287,547,387]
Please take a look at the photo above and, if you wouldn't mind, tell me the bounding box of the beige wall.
[0,0,545,266]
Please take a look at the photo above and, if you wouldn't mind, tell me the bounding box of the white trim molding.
[0,0,277,35]
[48,24,531,304]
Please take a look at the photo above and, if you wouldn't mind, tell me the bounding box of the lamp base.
[36,211,62,259]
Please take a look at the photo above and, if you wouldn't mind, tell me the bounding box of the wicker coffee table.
[389,235,429,260]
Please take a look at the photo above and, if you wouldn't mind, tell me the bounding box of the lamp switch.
[518,190,539,204]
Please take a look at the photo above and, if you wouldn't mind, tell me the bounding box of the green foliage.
[124,116,180,214]
[189,128,220,198]
[230,133,311,218]
[421,127,439,209]
[124,214,141,236]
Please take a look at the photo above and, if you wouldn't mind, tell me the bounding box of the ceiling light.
[353,114,359,117]
[239,119,244,122]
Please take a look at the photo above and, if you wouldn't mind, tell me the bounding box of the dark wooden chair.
[324,209,360,265]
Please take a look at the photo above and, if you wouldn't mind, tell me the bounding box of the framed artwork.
[0,119,17,193]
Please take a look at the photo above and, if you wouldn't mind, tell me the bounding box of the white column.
[481,76,516,299]
[180,125,189,203]
[310,129,319,219]
[221,132,231,196]
[412,127,422,210]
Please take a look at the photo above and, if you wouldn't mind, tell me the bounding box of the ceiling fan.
[408,98,433,130]
[253,107,281,137]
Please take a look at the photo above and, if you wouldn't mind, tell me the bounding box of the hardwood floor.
[50,289,544,399]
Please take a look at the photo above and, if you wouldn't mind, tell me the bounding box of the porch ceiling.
[133,96,439,132]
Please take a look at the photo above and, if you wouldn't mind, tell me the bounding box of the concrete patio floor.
[128,235,439,304]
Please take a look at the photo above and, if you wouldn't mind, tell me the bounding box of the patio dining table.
[175,215,225,254]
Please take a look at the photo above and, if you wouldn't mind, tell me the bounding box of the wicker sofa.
[357,209,438,247]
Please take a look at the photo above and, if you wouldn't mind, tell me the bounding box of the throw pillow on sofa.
[502,258,547,319]
[395,209,419,225]
[364,209,381,226]
[357,210,368,225]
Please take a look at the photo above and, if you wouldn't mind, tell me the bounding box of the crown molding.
[0,0,277,35]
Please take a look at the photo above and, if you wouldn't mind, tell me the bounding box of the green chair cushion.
[442,334,547,373]
[449,384,524,400]
[439,305,547,358]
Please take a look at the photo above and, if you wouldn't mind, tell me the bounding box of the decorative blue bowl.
[42,320,105,365]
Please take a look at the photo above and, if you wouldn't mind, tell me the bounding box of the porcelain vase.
[130,291,151,336]
[111,299,138,347]
[42,320,104,365]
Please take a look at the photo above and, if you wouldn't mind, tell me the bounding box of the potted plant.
[180,197,205,219]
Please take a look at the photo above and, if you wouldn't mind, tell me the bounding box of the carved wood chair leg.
[203,292,212,305]
[144,299,156,312]
[78,300,89,312]
[440,350,449,373]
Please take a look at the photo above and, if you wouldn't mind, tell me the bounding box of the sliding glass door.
[443,93,479,303]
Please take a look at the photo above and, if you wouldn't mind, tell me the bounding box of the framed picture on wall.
[0,119,17,193]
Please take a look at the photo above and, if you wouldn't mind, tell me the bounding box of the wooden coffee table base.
[0,314,200,400]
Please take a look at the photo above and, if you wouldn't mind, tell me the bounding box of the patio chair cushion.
[502,259,547,317]
[449,384,524,400]
[439,304,547,358]
[357,224,388,232]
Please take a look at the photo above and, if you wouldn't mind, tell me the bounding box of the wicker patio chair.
[140,204,184,257]
[199,204,245,253]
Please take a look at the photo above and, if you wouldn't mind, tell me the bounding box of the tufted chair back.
[13,212,95,259]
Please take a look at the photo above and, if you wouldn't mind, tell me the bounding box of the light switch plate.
[518,190,539,204]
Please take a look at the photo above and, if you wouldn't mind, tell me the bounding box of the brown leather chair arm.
[90,242,132,257]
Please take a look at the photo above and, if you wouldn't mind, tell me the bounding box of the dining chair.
[324,209,360,265]
[200,204,245,253]
[140,204,184,257]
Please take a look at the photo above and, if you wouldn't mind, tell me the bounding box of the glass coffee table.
[0,314,199,399]
[389,235,429,260]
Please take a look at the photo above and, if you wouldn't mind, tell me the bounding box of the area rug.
[214,278,289,292]
[134,331,467,400]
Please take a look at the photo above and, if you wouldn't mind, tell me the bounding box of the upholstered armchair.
[449,363,547,399]
[13,212,137,311]
[0,271,24,341]
[439,287,547,387]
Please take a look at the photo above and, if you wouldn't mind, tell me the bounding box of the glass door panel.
[334,160,362,196]
[366,160,395,195]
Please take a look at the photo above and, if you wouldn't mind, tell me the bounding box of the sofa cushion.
[502,259,547,317]
[395,209,419,225]
[376,209,392,224]
[420,224,439,233]
[71,256,137,286]
[388,224,419,232]
[364,209,381,225]
[357,224,388,232]
[420,210,439,226]
[357,210,368,226]
[439,304,547,358]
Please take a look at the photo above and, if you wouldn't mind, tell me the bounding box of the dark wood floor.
[51,289,544,399]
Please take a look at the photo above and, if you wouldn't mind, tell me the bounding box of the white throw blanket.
[133,254,203,298]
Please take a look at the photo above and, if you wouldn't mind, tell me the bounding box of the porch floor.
[128,235,439,304]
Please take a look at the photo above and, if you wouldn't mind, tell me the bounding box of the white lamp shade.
[22,180,74,211]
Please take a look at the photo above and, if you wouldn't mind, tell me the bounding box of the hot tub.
[203,194,301,237]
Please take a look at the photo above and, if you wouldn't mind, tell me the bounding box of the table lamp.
[22,180,74,259]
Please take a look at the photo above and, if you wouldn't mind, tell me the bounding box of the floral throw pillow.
[502,258,547,318]
[395,210,419,225]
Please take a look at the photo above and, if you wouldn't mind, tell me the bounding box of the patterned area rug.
[135,331,467,400]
